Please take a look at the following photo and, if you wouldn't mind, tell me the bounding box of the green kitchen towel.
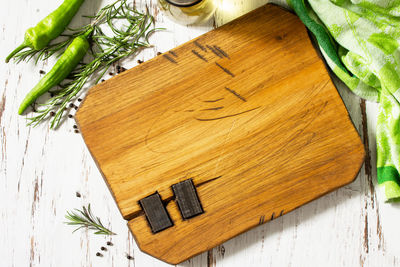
[285,0,400,201]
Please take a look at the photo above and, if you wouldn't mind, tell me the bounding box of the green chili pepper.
[18,30,92,115]
[5,0,84,63]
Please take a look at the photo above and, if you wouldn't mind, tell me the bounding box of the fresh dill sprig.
[25,0,161,128]
[65,204,116,235]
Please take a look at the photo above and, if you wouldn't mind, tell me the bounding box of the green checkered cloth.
[285,0,400,201]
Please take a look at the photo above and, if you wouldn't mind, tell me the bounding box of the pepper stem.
[5,43,29,63]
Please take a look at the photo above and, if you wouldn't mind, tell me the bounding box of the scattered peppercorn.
[121,67,127,72]
[68,114,73,118]
[49,92,54,97]
[74,130,79,133]
[100,246,107,251]
[101,79,105,83]
[109,72,114,76]
[137,59,143,64]
[39,70,46,75]
[69,103,74,108]
[50,111,55,116]
[74,106,78,110]
[75,192,81,198]
[96,252,103,257]
[126,255,133,260]
[157,52,162,55]
[106,241,113,246]
[77,98,82,102]
[73,125,78,129]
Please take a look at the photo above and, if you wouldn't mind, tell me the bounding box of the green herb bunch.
[65,204,116,235]
[14,0,159,128]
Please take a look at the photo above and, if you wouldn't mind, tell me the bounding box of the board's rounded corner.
[128,219,189,265]
[345,141,366,185]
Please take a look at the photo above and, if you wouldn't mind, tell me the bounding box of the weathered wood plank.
[1,0,400,267]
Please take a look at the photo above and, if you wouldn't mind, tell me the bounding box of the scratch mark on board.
[169,50,178,57]
[207,45,224,58]
[192,50,208,62]
[213,45,230,59]
[194,40,207,52]
[196,176,222,187]
[163,54,177,64]
[279,210,284,217]
[195,107,260,121]
[259,215,265,225]
[224,87,246,102]
[215,62,235,77]
[203,98,224,103]
[200,106,224,111]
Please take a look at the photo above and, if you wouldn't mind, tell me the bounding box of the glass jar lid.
[164,0,203,7]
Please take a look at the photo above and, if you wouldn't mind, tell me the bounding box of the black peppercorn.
[96,252,102,257]
[50,111,55,116]
[68,114,73,118]
[74,130,79,133]
[78,98,82,102]
[126,255,133,260]
[157,52,162,55]
[69,103,74,108]
[137,59,143,64]
[73,125,78,129]
[39,70,46,75]
[106,241,113,246]
[76,192,81,198]
[101,246,107,251]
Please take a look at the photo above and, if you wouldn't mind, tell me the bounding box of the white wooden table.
[1,0,399,266]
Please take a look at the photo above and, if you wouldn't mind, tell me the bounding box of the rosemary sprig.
[65,204,116,235]
[26,0,160,128]
[11,31,86,64]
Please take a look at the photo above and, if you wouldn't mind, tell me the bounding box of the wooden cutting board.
[76,4,365,264]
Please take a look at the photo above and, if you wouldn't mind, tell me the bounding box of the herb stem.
[65,204,116,235]
[24,0,161,128]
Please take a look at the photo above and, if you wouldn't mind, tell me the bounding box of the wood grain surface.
[1,0,399,267]
[77,4,364,264]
